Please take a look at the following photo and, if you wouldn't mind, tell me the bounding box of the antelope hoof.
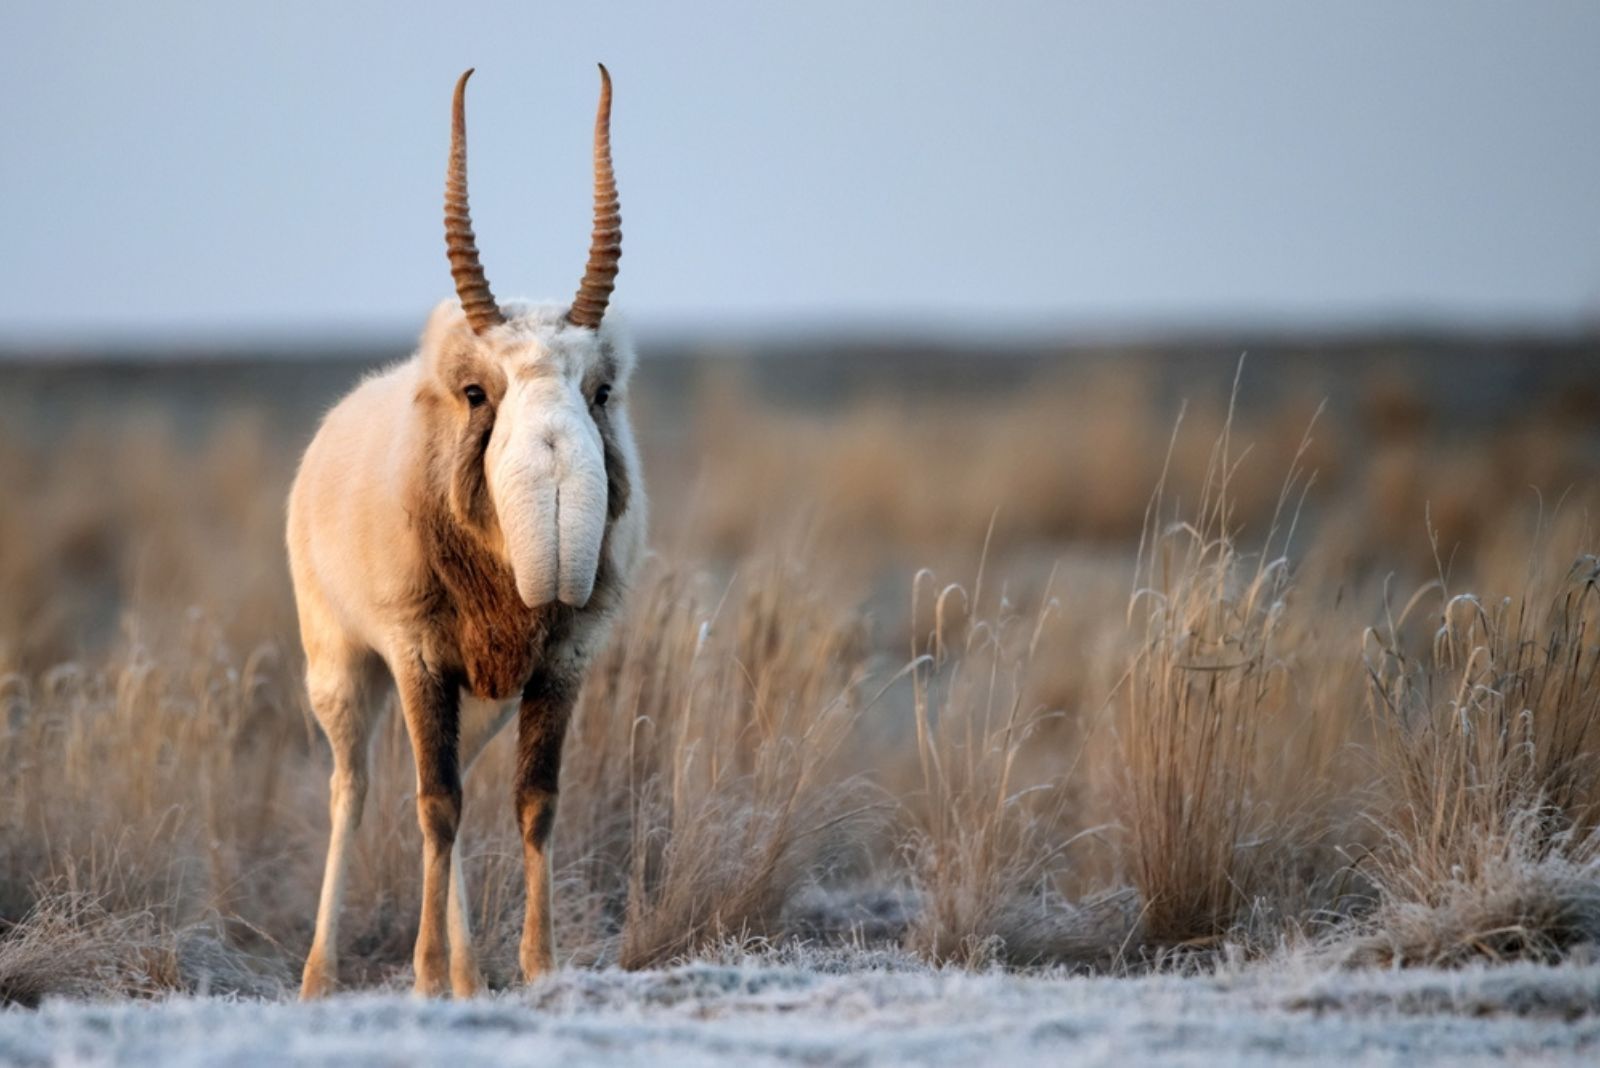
[300,956,337,1001]
[451,961,483,999]
[413,952,451,998]
[520,943,555,984]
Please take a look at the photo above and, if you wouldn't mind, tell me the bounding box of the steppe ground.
[2,336,1599,1062]
[5,955,1600,1065]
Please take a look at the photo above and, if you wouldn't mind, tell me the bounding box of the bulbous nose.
[490,387,608,611]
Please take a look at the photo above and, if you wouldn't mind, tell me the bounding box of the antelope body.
[289,67,645,998]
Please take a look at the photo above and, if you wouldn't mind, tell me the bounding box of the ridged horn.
[445,68,504,335]
[567,63,621,329]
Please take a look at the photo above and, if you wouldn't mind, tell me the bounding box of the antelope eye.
[463,384,487,408]
[593,383,612,408]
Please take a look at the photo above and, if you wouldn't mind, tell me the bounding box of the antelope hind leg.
[300,650,379,1000]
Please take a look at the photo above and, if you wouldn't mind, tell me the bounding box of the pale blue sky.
[3,1,1598,342]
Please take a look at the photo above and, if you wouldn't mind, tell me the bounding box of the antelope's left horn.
[567,64,621,330]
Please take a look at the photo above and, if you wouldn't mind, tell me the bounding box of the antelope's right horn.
[445,68,505,335]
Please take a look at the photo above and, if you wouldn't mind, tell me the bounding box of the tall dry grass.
[1350,546,1600,966]
[1113,400,1312,948]
[566,553,877,969]
[2,355,1600,1000]
[898,557,1114,967]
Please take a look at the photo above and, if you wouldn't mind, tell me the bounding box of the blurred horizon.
[4,1,1600,348]
[6,311,1598,365]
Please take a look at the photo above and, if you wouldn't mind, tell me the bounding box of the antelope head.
[422,66,630,610]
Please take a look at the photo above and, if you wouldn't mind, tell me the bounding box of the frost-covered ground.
[3,956,1599,1066]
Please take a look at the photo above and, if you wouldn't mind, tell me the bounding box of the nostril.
[543,433,557,452]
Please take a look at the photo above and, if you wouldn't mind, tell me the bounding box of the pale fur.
[290,299,646,998]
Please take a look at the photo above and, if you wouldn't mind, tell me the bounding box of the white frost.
[2,956,1598,1066]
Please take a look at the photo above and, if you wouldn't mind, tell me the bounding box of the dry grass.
[1114,398,1312,948]
[577,554,877,969]
[2,352,1600,1001]
[1348,547,1600,966]
[898,557,1125,968]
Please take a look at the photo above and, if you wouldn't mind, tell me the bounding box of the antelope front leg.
[396,662,462,997]
[515,671,576,982]
[442,696,513,999]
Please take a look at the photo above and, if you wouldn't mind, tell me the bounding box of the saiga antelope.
[288,66,646,998]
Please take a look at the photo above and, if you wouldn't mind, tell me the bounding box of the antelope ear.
[422,299,470,349]
[420,299,478,378]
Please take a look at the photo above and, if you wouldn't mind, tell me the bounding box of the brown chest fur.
[418,510,570,700]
